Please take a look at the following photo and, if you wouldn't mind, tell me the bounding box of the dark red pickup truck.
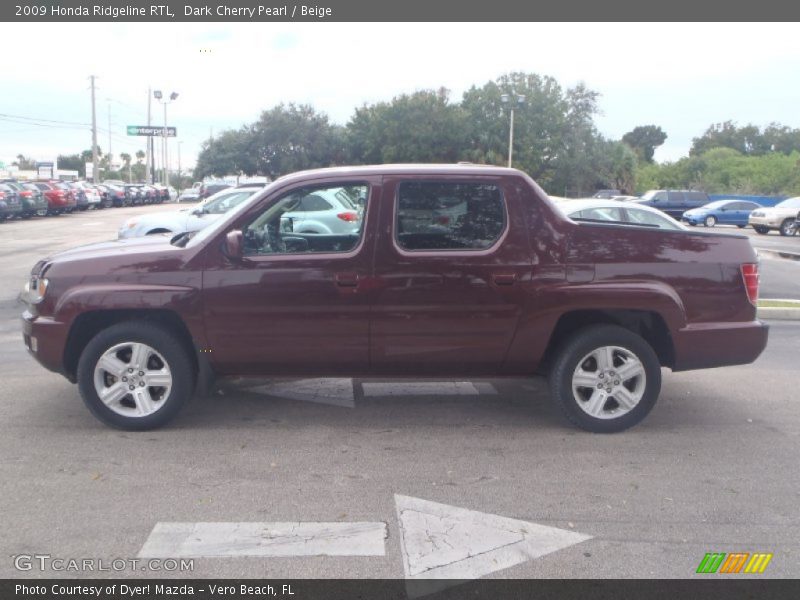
[21,165,768,432]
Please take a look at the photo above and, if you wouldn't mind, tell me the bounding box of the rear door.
[665,191,687,219]
[370,176,531,376]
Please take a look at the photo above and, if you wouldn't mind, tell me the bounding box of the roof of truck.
[275,163,523,183]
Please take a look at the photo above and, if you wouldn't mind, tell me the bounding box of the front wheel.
[548,325,661,433]
[77,321,195,430]
[754,226,769,235]
[704,215,717,227]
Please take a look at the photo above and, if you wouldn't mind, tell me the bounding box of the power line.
[0,112,91,128]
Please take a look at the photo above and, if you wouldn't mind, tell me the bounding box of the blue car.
[681,199,761,228]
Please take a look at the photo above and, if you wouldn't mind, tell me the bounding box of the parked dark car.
[199,182,232,199]
[21,165,768,433]
[64,182,89,211]
[101,184,130,207]
[681,200,761,228]
[633,189,711,220]
[0,183,23,221]
[123,184,146,205]
[31,181,76,215]
[2,181,48,217]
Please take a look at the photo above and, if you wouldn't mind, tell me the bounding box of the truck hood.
[42,235,180,266]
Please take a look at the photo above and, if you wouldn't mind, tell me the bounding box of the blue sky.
[1,22,798,172]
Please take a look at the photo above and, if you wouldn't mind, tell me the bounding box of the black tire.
[704,215,716,227]
[754,226,769,235]
[77,321,195,430]
[736,224,746,229]
[779,219,794,237]
[548,324,661,433]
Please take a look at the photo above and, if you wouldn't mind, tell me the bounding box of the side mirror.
[223,229,243,260]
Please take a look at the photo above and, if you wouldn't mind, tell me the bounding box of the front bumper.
[681,214,704,225]
[22,309,70,378]
[672,320,769,371]
[748,215,780,228]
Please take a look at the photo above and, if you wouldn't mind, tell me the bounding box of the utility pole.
[145,87,151,184]
[177,141,182,187]
[90,75,99,182]
[163,102,168,187]
[107,102,112,177]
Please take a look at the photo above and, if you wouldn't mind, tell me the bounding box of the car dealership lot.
[0,206,798,580]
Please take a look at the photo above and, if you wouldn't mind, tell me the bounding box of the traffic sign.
[127,125,176,137]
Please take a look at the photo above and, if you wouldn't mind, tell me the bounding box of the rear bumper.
[672,320,769,371]
[21,309,70,378]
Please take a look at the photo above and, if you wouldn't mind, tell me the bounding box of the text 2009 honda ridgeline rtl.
[22,165,768,432]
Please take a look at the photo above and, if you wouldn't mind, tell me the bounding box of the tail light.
[741,263,759,306]
[20,190,32,198]
[436,215,451,225]
[337,211,359,222]
[0,191,5,199]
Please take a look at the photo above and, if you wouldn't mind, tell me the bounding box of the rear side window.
[668,191,686,203]
[684,191,707,203]
[396,182,506,251]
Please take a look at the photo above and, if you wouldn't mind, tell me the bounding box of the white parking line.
[138,521,387,558]
[362,381,495,397]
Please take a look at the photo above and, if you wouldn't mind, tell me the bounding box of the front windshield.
[777,197,800,208]
[199,190,256,214]
[183,183,275,248]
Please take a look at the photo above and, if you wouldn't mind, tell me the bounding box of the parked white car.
[748,197,800,236]
[556,198,686,230]
[280,187,363,234]
[118,187,260,239]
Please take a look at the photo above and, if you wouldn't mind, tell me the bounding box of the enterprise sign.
[127,126,177,137]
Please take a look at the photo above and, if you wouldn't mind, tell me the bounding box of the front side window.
[396,182,506,251]
[242,184,368,256]
[626,208,682,230]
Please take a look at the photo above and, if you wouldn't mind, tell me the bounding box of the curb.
[757,307,800,321]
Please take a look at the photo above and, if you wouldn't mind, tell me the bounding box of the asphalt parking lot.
[0,207,798,582]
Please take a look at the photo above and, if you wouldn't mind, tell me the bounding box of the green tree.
[346,88,468,164]
[622,125,667,163]
[135,150,145,164]
[690,121,768,156]
[57,153,85,177]
[12,154,37,169]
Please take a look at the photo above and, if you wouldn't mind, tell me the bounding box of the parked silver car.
[118,187,260,239]
[280,187,364,234]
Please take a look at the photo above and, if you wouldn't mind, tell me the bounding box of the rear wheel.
[77,321,194,430]
[548,325,661,433]
[779,219,795,236]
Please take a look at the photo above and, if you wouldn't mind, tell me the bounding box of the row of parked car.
[586,189,800,237]
[0,179,178,221]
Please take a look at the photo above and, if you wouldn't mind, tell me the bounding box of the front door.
[202,178,379,376]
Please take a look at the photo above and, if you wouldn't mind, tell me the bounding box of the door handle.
[335,272,360,288]
[492,273,517,286]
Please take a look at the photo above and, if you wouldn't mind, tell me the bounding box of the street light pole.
[153,90,178,188]
[500,91,526,168]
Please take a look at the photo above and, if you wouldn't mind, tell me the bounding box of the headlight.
[126,219,138,229]
[27,277,49,303]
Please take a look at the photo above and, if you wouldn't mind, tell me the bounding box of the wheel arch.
[63,309,201,383]
[539,309,676,373]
